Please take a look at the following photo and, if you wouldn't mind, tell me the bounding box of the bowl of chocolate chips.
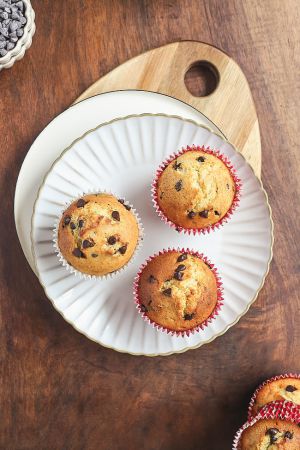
[0,0,35,70]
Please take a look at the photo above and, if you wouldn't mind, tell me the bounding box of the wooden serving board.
[75,41,261,177]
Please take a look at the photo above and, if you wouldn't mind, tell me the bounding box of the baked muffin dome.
[57,194,140,276]
[155,147,237,230]
[135,250,220,332]
[251,378,300,416]
[240,419,300,449]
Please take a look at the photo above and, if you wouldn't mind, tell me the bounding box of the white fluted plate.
[31,114,273,356]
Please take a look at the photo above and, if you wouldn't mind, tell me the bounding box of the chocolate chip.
[16,2,24,12]
[76,198,86,208]
[175,180,183,191]
[78,219,84,228]
[173,161,182,170]
[284,431,293,439]
[226,183,230,189]
[16,27,23,37]
[63,215,71,226]
[266,428,279,443]
[112,211,120,221]
[140,304,148,313]
[119,244,127,254]
[162,288,172,297]
[107,236,117,245]
[148,275,156,283]
[9,20,19,32]
[267,428,279,436]
[70,222,76,230]
[214,210,220,216]
[91,253,98,258]
[199,210,209,218]
[11,12,20,20]
[187,211,196,219]
[118,199,131,210]
[184,313,195,321]
[196,156,206,163]
[0,29,8,38]
[6,41,14,50]
[72,248,83,258]
[82,239,94,249]
[177,254,187,262]
[285,385,297,392]
[174,271,183,281]
[175,264,186,272]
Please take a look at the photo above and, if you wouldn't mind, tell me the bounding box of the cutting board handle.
[75,41,261,176]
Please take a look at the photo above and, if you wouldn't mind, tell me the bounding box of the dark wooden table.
[1,1,299,449]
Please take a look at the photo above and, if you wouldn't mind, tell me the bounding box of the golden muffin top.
[136,250,219,332]
[57,194,139,276]
[156,149,236,230]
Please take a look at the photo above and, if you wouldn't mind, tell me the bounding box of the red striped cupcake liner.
[151,145,242,235]
[248,373,300,419]
[133,247,224,337]
[233,400,300,449]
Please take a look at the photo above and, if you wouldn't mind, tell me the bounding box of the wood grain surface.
[75,41,262,176]
[0,1,299,449]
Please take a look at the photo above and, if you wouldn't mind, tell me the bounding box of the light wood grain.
[0,0,299,449]
[76,41,261,176]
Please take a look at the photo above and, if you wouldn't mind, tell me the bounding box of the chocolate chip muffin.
[251,377,300,416]
[57,194,140,276]
[154,146,238,231]
[240,419,300,449]
[135,250,221,333]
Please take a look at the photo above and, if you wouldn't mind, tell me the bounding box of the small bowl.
[0,0,36,71]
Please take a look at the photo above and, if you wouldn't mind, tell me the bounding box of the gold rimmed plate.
[30,113,273,356]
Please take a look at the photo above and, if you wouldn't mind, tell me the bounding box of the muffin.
[134,249,223,334]
[249,375,300,417]
[240,419,300,449]
[153,145,240,233]
[57,193,140,276]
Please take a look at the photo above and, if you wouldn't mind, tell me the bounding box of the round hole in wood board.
[184,61,219,97]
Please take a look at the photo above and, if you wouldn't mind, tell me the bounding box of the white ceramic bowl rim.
[0,0,35,67]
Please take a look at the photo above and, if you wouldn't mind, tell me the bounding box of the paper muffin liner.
[133,248,224,337]
[233,400,300,449]
[248,373,300,419]
[53,189,144,280]
[151,145,242,235]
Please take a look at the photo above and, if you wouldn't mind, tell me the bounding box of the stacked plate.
[15,91,273,356]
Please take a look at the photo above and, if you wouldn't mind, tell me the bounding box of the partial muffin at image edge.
[233,401,300,450]
[248,374,300,419]
[56,193,141,277]
[152,145,241,234]
[240,418,300,449]
[133,249,223,336]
